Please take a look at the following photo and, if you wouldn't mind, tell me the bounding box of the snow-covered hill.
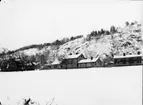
[57,21,142,61]
[58,35,112,59]
[0,48,9,54]
[113,22,142,56]
[3,21,142,64]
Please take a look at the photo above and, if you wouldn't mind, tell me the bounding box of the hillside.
[0,21,142,68]
[58,21,142,62]
[113,22,142,55]
[0,48,9,54]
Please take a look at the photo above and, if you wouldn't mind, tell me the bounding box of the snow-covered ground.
[0,66,142,105]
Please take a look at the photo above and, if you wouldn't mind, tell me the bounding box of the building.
[78,56,102,68]
[42,58,61,69]
[114,54,142,66]
[61,53,85,69]
[50,58,61,69]
[42,63,52,70]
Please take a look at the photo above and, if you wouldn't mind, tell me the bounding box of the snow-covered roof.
[51,59,61,65]
[78,57,99,63]
[114,54,142,59]
[66,54,82,59]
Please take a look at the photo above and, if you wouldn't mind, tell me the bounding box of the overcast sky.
[0,0,142,50]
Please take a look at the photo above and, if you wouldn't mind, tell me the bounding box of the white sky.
[0,0,142,50]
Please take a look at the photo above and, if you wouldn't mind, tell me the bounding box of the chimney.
[137,51,140,55]
[91,57,93,60]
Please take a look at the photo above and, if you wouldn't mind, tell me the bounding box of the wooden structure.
[114,54,142,66]
[42,58,61,70]
[61,54,85,69]
[41,53,143,70]
[78,56,102,68]
[50,59,61,69]
[42,64,52,69]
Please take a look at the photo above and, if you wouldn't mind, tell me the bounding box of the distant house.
[114,54,142,66]
[61,53,85,69]
[50,58,61,69]
[42,58,61,69]
[78,56,102,68]
[41,64,50,70]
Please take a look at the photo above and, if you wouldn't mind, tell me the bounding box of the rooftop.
[114,54,142,59]
[66,54,82,59]
[52,59,61,65]
[78,57,99,63]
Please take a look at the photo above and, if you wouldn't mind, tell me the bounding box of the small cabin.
[114,54,142,66]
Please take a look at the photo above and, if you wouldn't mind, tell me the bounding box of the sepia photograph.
[0,0,143,105]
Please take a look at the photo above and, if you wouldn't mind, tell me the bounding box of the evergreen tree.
[131,22,135,25]
[100,28,105,34]
[110,26,117,34]
[94,31,98,36]
[125,21,129,26]
[106,30,110,35]
[90,31,95,36]
[98,31,101,35]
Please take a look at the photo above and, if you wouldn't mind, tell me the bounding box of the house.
[50,58,61,69]
[114,54,142,66]
[41,64,51,70]
[61,53,85,69]
[42,58,61,69]
[78,56,102,68]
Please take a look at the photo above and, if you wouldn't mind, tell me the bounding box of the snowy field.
[0,66,142,105]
